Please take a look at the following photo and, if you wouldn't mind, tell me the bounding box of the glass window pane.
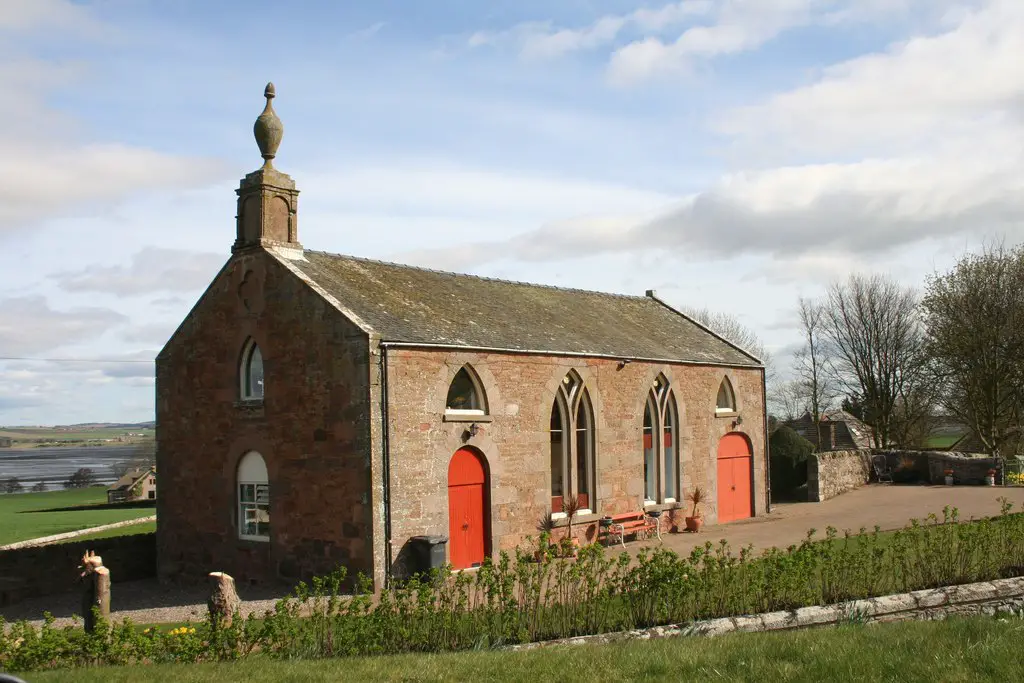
[247,345,264,399]
[240,484,254,502]
[575,401,589,502]
[717,379,734,411]
[256,484,269,504]
[643,403,655,500]
[664,443,676,500]
[550,403,564,509]
[446,367,480,411]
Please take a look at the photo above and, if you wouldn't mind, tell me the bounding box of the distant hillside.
[0,422,155,431]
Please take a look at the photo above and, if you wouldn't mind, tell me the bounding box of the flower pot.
[599,517,613,528]
[684,516,703,532]
[986,475,996,486]
[945,475,954,486]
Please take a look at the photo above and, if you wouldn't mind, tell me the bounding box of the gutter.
[377,341,762,370]
[380,345,393,587]
[762,365,772,514]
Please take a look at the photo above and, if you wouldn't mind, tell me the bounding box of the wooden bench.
[598,511,658,548]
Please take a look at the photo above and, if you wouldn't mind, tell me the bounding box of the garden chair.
[872,455,893,483]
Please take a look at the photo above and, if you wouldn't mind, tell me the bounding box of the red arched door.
[717,433,753,523]
[448,448,488,569]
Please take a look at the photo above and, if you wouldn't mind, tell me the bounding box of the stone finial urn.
[254,82,284,167]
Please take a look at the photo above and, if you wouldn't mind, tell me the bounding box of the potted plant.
[561,494,582,556]
[944,468,954,486]
[684,486,707,532]
[535,512,555,561]
[986,469,997,486]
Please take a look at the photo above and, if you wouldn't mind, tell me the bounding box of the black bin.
[409,535,448,574]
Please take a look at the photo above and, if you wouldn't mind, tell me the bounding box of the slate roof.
[286,250,760,367]
[785,410,873,451]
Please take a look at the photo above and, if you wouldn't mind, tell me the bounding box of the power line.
[0,357,153,363]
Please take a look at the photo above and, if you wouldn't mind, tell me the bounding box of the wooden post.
[79,550,110,633]
[208,571,241,628]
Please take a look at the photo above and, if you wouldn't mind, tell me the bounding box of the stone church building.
[156,85,769,589]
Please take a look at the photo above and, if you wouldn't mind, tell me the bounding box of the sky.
[0,0,1022,425]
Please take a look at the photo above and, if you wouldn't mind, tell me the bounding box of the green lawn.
[921,434,962,449]
[0,488,155,545]
[21,616,1024,682]
[72,519,157,541]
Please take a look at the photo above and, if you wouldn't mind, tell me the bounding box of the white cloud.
[54,247,225,296]
[0,297,126,355]
[0,2,226,235]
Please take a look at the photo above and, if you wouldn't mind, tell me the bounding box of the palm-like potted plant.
[684,486,707,532]
[535,512,556,561]
[561,494,583,556]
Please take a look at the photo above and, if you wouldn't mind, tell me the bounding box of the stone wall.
[0,533,155,607]
[156,248,375,588]
[385,348,767,576]
[509,576,1024,650]
[807,449,872,502]
[875,450,1003,485]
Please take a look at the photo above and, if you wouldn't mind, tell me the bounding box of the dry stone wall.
[807,449,872,502]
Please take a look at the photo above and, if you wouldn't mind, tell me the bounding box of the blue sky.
[1,0,1021,424]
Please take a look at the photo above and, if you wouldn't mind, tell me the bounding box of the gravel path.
[1,578,291,629]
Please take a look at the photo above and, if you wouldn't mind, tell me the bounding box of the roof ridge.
[303,249,652,301]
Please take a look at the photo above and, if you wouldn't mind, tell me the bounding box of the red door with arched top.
[448,448,488,569]
[717,433,753,523]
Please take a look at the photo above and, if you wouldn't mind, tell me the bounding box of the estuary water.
[0,445,141,490]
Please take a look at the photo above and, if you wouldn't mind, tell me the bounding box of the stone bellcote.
[233,83,301,255]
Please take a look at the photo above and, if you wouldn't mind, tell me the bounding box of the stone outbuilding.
[155,85,770,589]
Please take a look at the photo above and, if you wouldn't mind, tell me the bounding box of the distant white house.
[107,467,157,503]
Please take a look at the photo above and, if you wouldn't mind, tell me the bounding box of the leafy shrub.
[3,503,1024,673]
[769,426,815,498]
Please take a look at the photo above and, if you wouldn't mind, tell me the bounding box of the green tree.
[769,426,815,499]
[2,477,24,494]
[63,467,97,489]
[921,244,1024,457]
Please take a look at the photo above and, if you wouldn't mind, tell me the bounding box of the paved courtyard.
[632,483,1024,557]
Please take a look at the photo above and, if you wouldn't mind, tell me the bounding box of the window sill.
[443,413,493,423]
[643,501,685,513]
[237,535,270,543]
[715,410,739,419]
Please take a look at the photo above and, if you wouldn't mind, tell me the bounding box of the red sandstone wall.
[155,250,374,586]
[383,349,766,567]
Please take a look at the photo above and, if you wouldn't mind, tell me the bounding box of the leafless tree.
[769,380,807,422]
[921,244,1024,457]
[682,306,774,382]
[822,274,929,448]
[792,297,838,422]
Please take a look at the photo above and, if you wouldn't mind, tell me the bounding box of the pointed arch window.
[716,377,736,414]
[644,374,680,504]
[445,365,488,415]
[240,339,264,401]
[549,369,596,514]
[237,451,269,541]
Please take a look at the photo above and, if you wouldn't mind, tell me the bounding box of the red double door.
[447,448,488,570]
[717,433,753,523]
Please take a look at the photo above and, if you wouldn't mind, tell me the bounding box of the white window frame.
[644,374,680,505]
[240,339,264,401]
[715,376,737,414]
[444,365,488,416]
[549,370,596,515]
[237,451,270,542]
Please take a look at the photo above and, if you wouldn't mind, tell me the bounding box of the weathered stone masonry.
[384,348,766,569]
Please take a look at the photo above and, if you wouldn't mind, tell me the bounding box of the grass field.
[0,426,154,449]
[921,434,963,449]
[20,616,1024,682]
[0,488,155,545]
[72,519,157,541]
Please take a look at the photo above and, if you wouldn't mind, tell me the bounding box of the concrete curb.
[0,515,156,551]
[508,575,1024,651]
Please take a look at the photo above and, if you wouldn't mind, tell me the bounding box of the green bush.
[769,425,815,497]
[3,502,1024,673]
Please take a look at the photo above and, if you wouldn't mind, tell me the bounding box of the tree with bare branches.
[822,274,929,448]
[683,306,774,383]
[792,297,838,422]
[921,244,1024,457]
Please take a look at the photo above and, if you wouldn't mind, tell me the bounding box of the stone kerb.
[508,576,1024,651]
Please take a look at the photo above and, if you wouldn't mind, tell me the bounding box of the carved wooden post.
[208,571,241,628]
[79,550,110,632]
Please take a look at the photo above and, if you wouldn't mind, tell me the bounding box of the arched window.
[240,339,264,401]
[237,451,269,541]
[549,370,596,514]
[716,377,736,414]
[644,374,680,504]
[445,365,487,415]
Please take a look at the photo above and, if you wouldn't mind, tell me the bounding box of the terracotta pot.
[685,516,704,532]
[945,475,954,486]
